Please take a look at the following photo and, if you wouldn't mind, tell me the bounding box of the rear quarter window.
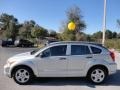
[91,46,102,54]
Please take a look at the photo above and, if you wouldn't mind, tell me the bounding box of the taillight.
[110,51,115,61]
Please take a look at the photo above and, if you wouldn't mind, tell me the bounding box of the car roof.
[48,41,102,46]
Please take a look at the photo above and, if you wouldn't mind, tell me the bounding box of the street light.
[102,0,107,45]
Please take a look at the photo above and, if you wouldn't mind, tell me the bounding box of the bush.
[105,39,120,50]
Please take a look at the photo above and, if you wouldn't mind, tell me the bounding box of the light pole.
[102,0,107,45]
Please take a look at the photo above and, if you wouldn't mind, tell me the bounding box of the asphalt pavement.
[0,46,120,90]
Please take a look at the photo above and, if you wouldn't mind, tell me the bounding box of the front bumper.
[4,64,11,78]
[108,63,117,75]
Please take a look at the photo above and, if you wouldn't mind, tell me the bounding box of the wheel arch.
[11,65,36,77]
[86,64,109,77]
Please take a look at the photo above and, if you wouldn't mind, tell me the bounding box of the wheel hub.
[91,69,105,83]
[15,69,30,83]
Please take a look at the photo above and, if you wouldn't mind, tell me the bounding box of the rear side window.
[50,45,67,56]
[91,46,102,54]
[71,45,90,55]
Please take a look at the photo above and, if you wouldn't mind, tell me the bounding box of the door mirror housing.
[39,53,45,58]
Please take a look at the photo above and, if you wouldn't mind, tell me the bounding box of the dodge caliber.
[4,41,117,85]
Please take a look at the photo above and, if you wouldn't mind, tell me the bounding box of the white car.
[4,41,117,85]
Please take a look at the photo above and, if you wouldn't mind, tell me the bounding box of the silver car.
[4,41,117,85]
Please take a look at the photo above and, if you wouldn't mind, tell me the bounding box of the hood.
[14,52,31,57]
[7,52,34,62]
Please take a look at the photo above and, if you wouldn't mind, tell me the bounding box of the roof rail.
[48,41,102,46]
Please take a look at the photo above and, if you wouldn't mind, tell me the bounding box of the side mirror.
[39,53,45,58]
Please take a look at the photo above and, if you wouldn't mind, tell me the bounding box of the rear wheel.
[13,67,34,85]
[87,67,107,84]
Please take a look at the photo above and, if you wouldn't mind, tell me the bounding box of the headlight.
[7,61,16,65]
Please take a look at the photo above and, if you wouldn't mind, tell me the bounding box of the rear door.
[67,44,93,76]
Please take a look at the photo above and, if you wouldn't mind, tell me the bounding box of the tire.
[13,67,34,85]
[87,67,107,84]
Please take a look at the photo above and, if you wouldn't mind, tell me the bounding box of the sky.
[0,0,120,34]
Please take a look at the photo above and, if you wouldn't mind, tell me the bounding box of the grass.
[105,39,120,50]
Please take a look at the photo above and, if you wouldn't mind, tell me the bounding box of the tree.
[61,29,76,41]
[60,6,86,41]
[92,31,102,39]
[31,25,48,39]
[75,32,87,41]
[105,30,113,39]
[0,13,18,40]
[67,6,86,32]
[91,30,114,41]
[112,31,117,38]
[49,30,57,38]
[19,20,36,39]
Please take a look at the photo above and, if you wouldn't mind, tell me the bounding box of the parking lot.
[0,46,120,90]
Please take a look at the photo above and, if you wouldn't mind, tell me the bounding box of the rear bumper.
[108,63,117,75]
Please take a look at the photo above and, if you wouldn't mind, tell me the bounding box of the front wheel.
[13,67,33,85]
[87,67,107,84]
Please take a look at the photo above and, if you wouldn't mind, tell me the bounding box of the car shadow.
[27,70,120,88]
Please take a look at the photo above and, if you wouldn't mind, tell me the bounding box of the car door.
[35,45,68,77]
[67,44,93,76]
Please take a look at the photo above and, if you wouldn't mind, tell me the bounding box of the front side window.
[50,45,67,56]
[71,45,90,55]
[42,48,50,57]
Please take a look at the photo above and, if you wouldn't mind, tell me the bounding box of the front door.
[36,45,68,77]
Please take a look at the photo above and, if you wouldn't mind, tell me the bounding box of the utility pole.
[102,0,107,45]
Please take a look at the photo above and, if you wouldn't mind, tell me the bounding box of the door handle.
[59,57,66,60]
[86,56,93,58]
